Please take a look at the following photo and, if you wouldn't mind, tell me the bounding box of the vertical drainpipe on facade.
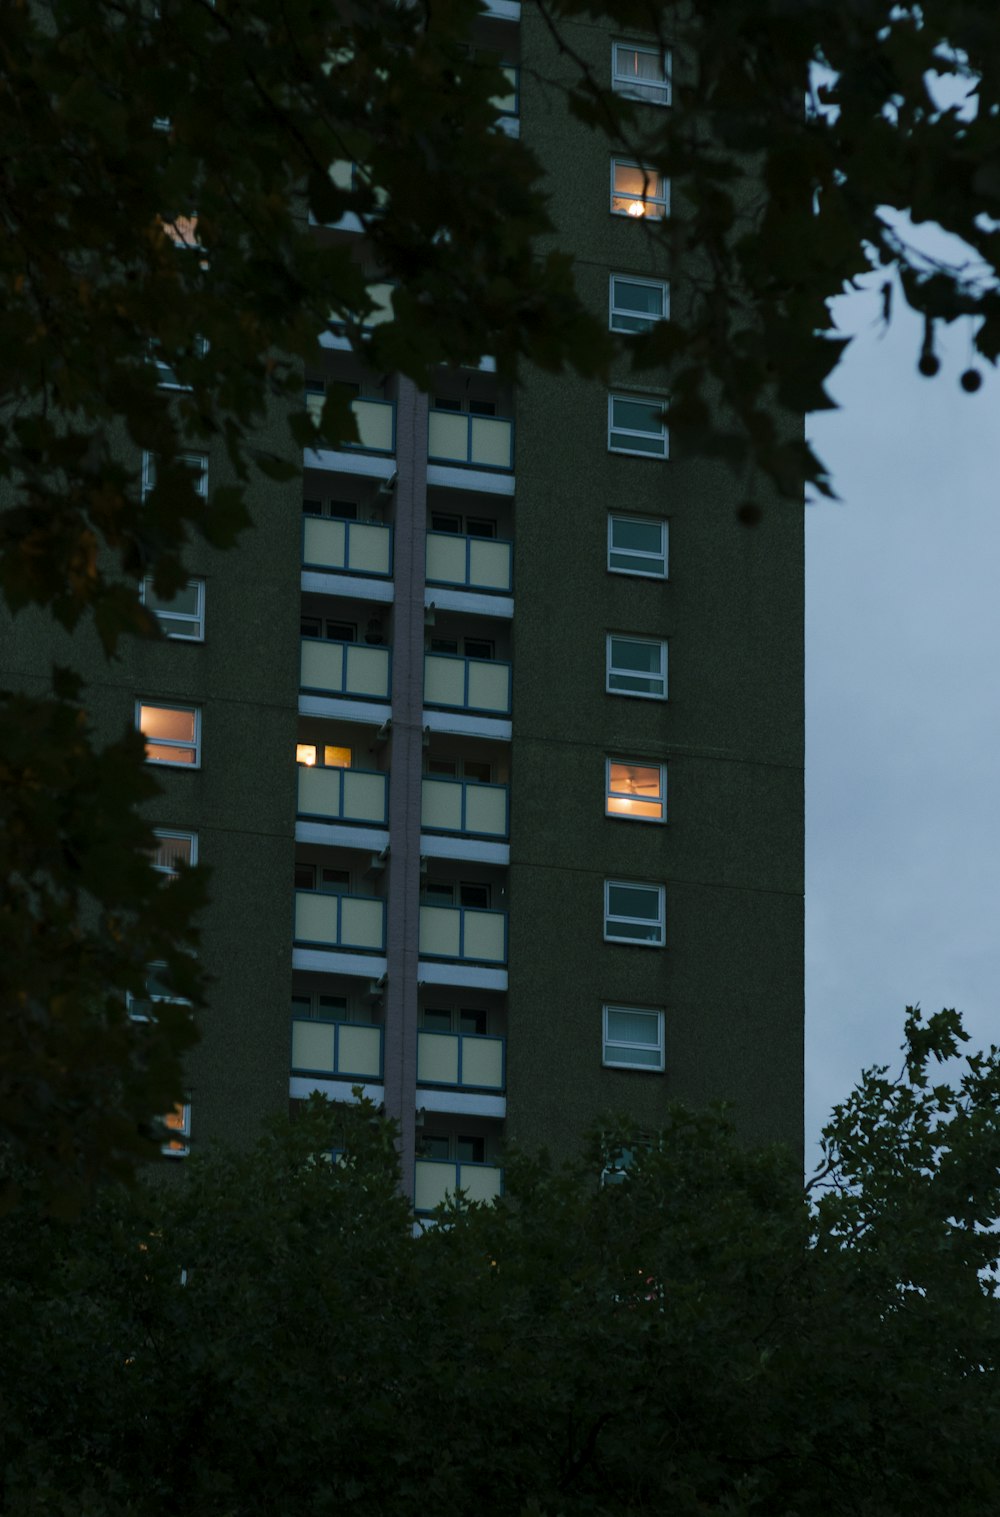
[382,377,429,1203]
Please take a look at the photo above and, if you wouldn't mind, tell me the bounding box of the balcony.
[417,1030,505,1091]
[297,765,388,826]
[307,393,396,455]
[418,904,507,964]
[421,776,508,839]
[302,517,392,577]
[414,1158,504,1212]
[425,531,512,593]
[294,890,386,952]
[428,410,513,471]
[423,653,511,715]
[291,1018,383,1081]
[300,638,391,701]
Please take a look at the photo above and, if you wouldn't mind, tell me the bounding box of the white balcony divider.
[291,1019,383,1080]
[420,776,508,838]
[427,410,513,471]
[425,531,512,592]
[413,1159,504,1212]
[423,653,511,715]
[418,904,507,964]
[297,765,388,825]
[302,517,392,576]
[300,639,391,701]
[294,890,386,951]
[417,1030,505,1090]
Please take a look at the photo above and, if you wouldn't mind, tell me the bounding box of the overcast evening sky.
[805,275,1000,1162]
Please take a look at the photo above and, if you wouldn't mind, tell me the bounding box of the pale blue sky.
[806,282,1000,1159]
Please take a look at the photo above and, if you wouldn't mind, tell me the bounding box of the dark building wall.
[506,7,803,1158]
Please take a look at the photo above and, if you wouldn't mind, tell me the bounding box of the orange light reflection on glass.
[608,762,663,819]
[296,744,317,766]
[324,746,352,768]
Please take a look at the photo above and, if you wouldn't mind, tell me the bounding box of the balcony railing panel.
[294,890,386,951]
[302,517,392,577]
[300,639,391,701]
[421,777,508,839]
[291,1018,383,1080]
[307,394,396,454]
[414,1159,504,1212]
[418,904,507,964]
[427,411,513,471]
[417,1031,505,1091]
[297,765,388,825]
[423,653,511,715]
[425,531,513,592]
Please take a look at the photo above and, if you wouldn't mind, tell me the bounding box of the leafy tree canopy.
[2,1011,1000,1515]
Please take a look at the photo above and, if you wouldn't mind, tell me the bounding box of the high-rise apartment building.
[5,3,803,1203]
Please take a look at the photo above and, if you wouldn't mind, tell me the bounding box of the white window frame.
[604,880,666,947]
[607,514,668,578]
[126,962,193,1022]
[603,1005,666,1070]
[151,829,198,877]
[606,635,668,700]
[610,159,670,220]
[612,43,671,106]
[141,452,208,499]
[609,273,670,334]
[605,759,667,823]
[608,393,669,458]
[136,701,202,767]
[140,577,206,642]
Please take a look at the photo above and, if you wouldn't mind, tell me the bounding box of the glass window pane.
[612,518,662,552]
[612,639,660,674]
[324,746,352,768]
[614,163,650,198]
[614,279,663,317]
[612,397,662,433]
[141,705,196,743]
[608,883,659,920]
[607,1008,659,1044]
[145,741,196,764]
[153,832,194,871]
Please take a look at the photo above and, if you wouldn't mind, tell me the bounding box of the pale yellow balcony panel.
[458,1163,503,1204]
[417,1031,460,1085]
[425,532,512,592]
[352,398,394,453]
[291,1019,337,1074]
[303,516,346,570]
[465,784,507,837]
[337,1023,382,1079]
[419,905,462,958]
[294,891,340,946]
[428,410,470,463]
[423,654,466,708]
[340,895,385,949]
[467,659,511,713]
[342,769,388,823]
[470,416,513,469]
[421,778,465,832]
[300,639,345,693]
[460,1036,504,1090]
[425,532,467,585]
[297,765,343,818]
[468,537,512,590]
[345,644,391,698]
[414,1159,452,1213]
[462,910,507,963]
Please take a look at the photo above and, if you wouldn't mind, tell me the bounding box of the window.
[127,962,192,1021]
[296,743,352,768]
[151,830,198,876]
[161,1103,191,1158]
[604,881,665,946]
[606,636,667,699]
[301,617,357,642]
[612,43,671,106]
[142,452,208,499]
[609,274,670,333]
[611,159,669,219]
[292,993,348,1020]
[149,335,209,389]
[606,760,667,822]
[603,1006,665,1069]
[295,864,350,893]
[141,578,205,641]
[421,1007,488,1034]
[608,514,668,577]
[136,703,201,766]
[608,394,668,457]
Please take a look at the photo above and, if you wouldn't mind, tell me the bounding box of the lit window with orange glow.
[611,159,669,219]
[324,745,352,768]
[161,1102,191,1158]
[606,760,666,822]
[296,744,318,766]
[136,702,200,766]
